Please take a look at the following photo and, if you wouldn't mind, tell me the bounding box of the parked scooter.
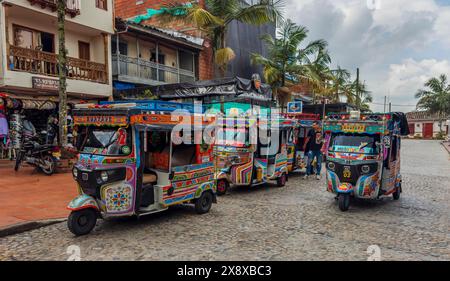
[14,133,60,175]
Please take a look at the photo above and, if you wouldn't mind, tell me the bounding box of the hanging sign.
[32,77,59,91]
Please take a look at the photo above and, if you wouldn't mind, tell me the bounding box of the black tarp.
[114,77,273,103]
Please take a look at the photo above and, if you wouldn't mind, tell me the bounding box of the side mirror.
[168,171,175,181]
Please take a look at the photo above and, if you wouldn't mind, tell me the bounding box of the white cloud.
[376,59,450,112]
[284,0,450,112]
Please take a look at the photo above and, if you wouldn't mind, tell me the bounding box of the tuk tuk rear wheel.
[393,185,401,200]
[277,173,287,187]
[338,194,350,212]
[216,179,229,196]
[195,191,213,214]
[68,209,97,236]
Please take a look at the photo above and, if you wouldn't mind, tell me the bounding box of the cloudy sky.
[284,0,450,112]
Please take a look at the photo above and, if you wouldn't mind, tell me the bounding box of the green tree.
[351,80,372,112]
[160,0,283,76]
[415,74,450,134]
[57,0,68,146]
[329,66,351,103]
[250,19,329,108]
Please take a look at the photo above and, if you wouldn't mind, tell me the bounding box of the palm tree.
[250,19,329,107]
[57,0,68,146]
[351,80,372,112]
[329,66,351,103]
[159,0,284,76]
[415,74,450,134]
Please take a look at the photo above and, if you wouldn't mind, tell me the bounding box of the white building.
[406,111,449,139]
[0,0,114,101]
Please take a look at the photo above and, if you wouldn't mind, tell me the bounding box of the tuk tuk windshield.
[216,128,248,147]
[77,126,132,156]
[329,133,379,155]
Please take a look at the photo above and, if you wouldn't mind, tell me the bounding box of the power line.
[371,102,417,107]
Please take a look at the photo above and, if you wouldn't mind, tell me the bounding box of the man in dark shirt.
[303,121,324,180]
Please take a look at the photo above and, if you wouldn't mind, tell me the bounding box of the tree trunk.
[57,0,67,147]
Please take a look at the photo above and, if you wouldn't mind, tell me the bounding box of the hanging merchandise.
[5,98,22,110]
[0,99,8,139]
[0,99,9,159]
[9,113,23,149]
[21,100,56,110]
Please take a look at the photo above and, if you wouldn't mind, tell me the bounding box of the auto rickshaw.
[323,111,410,211]
[67,101,217,235]
[215,115,289,195]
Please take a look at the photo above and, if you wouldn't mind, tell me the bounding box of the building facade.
[0,0,114,158]
[406,111,449,139]
[113,0,274,89]
[0,0,114,100]
[112,18,204,91]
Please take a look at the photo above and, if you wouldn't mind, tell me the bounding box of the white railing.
[112,54,196,84]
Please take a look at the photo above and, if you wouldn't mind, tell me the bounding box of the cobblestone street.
[0,140,449,261]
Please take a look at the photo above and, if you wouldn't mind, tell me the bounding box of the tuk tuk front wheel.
[277,173,287,187]
[216,179,229,196]
[68,209,97,236]
[338,194,350,212]
[195,191,213,214]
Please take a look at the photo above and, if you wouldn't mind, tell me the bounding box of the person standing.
[303,121,324,180]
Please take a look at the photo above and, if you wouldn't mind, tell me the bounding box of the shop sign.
[32,77,59,91]
[287,101,303,114]
[74,115,128,126]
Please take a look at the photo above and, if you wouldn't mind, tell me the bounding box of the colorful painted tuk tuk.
[67,101,217,235]
[215,115,289,195]
[323,112,410,211]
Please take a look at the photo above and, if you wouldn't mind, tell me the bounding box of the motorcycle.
[14,133,60,175]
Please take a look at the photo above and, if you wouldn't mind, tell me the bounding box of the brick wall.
[114,0,213,80]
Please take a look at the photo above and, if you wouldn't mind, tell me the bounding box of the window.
[96,0,107,10]
[78,41,90,61]
[13,25,55,52]
[14,26,34,49]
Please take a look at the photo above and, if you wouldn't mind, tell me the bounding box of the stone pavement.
[0,162,77,230]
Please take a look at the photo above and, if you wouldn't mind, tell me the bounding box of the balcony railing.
[28,0,81,17]
[112,54,196,85]
[9,45,108,84]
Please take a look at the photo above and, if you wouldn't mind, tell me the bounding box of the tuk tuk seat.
[143,174,157,184]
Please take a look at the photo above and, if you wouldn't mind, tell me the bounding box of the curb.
[441,141,450,154]
[0,218,66,238]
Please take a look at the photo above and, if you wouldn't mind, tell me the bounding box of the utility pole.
[356,68,360,111]
[57,0,67,146]
[384,96,387,113]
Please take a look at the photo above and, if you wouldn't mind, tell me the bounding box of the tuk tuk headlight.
[100,171,109,182]
[327,162,335,171]
[72,168,78,179]
[361,165,370,174]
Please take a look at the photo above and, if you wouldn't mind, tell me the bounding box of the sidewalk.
[441,141,450,154]
[0,162,77,231]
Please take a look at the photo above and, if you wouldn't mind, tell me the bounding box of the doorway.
[40,32,54,53]
[423,123,433,139]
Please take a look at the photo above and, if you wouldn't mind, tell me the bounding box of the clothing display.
[0,99,8,138]
[9,113,22,149]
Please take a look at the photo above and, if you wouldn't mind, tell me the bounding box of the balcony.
[8,45,108,84]
[112,54,196,86]
[28,0,81,17]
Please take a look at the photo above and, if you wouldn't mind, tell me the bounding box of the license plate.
[82,173,88,181]
[343,166,352,178]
